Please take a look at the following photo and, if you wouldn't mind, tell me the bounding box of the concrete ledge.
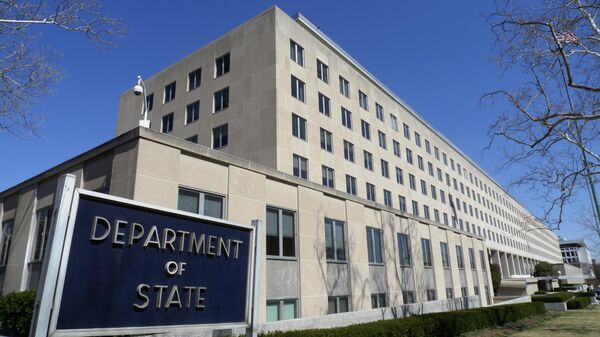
[143,297,480,337]
[490,295,531,306]
[543,302,567,311]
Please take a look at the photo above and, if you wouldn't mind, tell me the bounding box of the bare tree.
[0,0,123,136]
[485,0,600,230]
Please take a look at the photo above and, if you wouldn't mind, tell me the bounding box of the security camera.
[133,84,144,96]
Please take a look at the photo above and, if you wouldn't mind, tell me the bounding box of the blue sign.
[54,193,253,331]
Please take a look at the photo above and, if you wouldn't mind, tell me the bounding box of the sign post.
[31,175,261,337]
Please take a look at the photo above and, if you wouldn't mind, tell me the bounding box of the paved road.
[511,305,600,337]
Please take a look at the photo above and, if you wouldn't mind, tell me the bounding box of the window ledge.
[369,263,385,267]
[326,260,348,265]
[267,256,298,262]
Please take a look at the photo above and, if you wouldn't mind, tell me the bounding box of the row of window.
[159,87,229,134]
[288,37,532,245]
[156,53,230,107]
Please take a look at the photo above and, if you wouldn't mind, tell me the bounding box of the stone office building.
[0,6,561,326]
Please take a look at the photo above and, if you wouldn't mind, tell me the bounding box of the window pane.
[178,189,199,214]
[266,302,279,322]
[325,220,334,259]
[203,194,223,218]
[335,222,346,261]
[283,301,297,320]
[327,298,336,314]
[366,228,374,263]
[266,209,279,256]
[373,230,382,263]
[338,297,349,312]
[282,211,295,257]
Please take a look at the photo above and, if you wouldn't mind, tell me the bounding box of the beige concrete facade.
[116,7,561,278]
[0,5,562,326]
[1,128,491,323]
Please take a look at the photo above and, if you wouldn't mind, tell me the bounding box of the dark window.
[366,183,376,201]
[361,120,371,140]
[292,113,307,140]
[293,154,308,179]
[290,40,304,66]
[325,219,346,261]
[212,124,228,149]
[0,220,14,266]
[164,81,176,103]
[146,93,154,111]
[343,140,354,162]
[427,289,437,301]
[186,101,200,124]
[346,175,357,195]
[214,87,229,112]
[321,165,335,188]
[341,107,352,129]
[399,196,407,212]
[421,238,432,267]
[291,76,305,102]
[161,113,174,133]
[266,207,296,257]
[215,53,230,77]
[366,227,383,264]
[398,233,411,266]
[440,242,450,268]
[402,291,416,304]
[320,128,333,152]
[371,293,386,308]
[317,59,329,83]
[177,188,224,219]
[318,93,330,116]
[456,245,465,269]
[188,68,202,91]
[339,76,350,98]
[327,296,349,314]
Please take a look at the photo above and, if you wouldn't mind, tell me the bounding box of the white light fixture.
[132,75,150,128]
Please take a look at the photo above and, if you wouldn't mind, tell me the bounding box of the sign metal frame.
[31,175,261,337]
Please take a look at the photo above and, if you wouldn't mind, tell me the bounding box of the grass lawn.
[465,305,600,337]
[511,305,600,337]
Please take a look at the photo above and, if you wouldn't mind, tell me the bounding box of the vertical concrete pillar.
[514,255,522,275]
[507,253,515,277]
[500,252,510,279]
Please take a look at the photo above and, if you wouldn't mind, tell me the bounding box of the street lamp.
[132,75,150,128]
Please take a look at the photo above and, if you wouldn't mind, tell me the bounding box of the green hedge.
[0,290,36,337]
[533,290,546,295]
[531,292,574,303]
[567,297,591,310]
[574,291,594,298]
[260,302,546,337]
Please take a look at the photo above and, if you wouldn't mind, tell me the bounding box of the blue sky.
[0,1,593,246]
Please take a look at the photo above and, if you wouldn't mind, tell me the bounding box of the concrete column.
[514,255,522,275]
[518,257,525,275]
[500,252,510,279]
[507,253,515,277]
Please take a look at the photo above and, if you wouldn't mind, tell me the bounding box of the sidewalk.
[511,305,600,337]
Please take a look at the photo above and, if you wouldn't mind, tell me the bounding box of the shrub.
[567,297,591,309]
[533,262,556,277]
[260,302,546,337]
[531,292,574,303]
[491,264,502,295]
[574,291,594,298]
[532,292,574,303]
[534,290,546,295]
[0,290,36,337]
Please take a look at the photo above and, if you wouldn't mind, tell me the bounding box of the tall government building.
[0,6,561,325]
